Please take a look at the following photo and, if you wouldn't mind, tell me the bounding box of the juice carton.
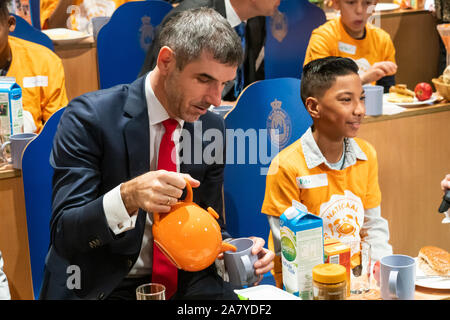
[323,238,340,247]
[324,241,351,297]
[0,77,23,142]
[280,200,323,300]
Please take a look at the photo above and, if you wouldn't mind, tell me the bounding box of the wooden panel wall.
[358,109,450,257]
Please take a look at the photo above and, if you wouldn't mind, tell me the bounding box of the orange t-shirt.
[7,36,68,133]
[261,131,381,242]
[304,17,396,78]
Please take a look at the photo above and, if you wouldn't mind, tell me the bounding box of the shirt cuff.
[103,183,137,235]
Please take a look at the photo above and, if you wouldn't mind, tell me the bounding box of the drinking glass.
[136,283,166,300]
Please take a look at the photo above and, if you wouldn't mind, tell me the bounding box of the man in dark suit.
[139,0,280,101]
[39,8,274,300]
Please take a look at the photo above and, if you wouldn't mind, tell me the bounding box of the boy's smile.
[313,73,365,141]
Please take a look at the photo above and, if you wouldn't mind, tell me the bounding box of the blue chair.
[21,107,65,299]
[223,78,312,243]
[29,0,41,30]
[264,0,326,79]
[97,0,172,89]
[10,14,54,51]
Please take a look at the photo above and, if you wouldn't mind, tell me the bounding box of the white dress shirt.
[224,0,243,27]
[102,72,184,276]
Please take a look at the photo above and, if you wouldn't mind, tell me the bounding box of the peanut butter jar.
[313,263,347,300]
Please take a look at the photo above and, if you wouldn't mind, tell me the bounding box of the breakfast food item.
[443,65,450,84]
[387,84,415,103]
[414,82,433,101]
[417,246,450,276]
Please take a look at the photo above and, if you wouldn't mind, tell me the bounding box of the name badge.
[23,76,48,88]
[297,174,328,189]
[338,42,356,55]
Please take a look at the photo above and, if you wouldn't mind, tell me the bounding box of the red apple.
[373,260,380,286]
[414,82,433,101]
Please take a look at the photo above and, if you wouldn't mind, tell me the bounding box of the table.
[358,101,450,257]
[0,165,33,300]
[348,279,450,300]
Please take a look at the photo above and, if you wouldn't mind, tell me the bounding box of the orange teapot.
[152,179,237,272]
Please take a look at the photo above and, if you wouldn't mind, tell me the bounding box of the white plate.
[414,258,450,290]
[42,28,91,44]
[375,3,400,11]
[234,285,300,300]
[385,94,437,108]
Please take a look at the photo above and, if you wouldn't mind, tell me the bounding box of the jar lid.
[312,263,346,284]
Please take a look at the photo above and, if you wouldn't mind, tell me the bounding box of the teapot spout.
[221,242,237,253]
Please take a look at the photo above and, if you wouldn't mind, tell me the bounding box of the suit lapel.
[123,76,150,180]
[117,76,150,256]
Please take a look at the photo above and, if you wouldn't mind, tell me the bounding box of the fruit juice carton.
[0,77,23,142]
[323,238,340,247]
[324,241,351,297]
[280,200,324,300]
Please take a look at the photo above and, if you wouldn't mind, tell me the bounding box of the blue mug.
[363,84,383,116]
[380,254,416,300]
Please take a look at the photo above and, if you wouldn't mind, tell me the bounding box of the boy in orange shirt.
[0,0,68,133]
[304,0,397,91]
[262,57,392,287]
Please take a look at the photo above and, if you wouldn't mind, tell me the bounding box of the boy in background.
[261,57,392,287]
[304,0,397,92]
[1,0,68,133]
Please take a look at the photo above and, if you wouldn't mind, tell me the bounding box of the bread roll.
[443,65,450,84]
[417,246,450,276]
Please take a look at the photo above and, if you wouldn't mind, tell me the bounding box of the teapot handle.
[153,211,160,225]
[154,178,193,226]
[184,177,193,203]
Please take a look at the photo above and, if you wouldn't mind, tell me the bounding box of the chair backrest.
[223,78,312,242]
[29,0,41,30]
[97,0,172,89]
[264,0,325,79]
[22,107,65,299]
[10,14,54,51]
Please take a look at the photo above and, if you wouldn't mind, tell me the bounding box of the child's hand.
[361,61,398,84]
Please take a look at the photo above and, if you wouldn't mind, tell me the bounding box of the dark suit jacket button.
[97,292,105,300]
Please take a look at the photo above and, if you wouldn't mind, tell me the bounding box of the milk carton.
[280,200,323,300]
[0,77,23,142]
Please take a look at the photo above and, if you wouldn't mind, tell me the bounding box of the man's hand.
[120,170,200,215]
[361,61,397,84]
[441,174,450,192]
[249,236,275,285]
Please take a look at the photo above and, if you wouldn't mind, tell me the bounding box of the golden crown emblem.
[270,99,282,110]
[141,16,151,24]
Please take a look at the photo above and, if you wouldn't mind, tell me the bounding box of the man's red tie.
[152,118,178,299]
